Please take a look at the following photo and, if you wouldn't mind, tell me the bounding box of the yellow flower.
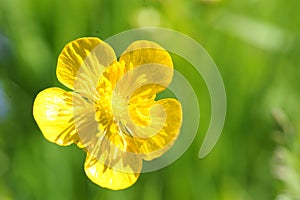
[33,37,182,190]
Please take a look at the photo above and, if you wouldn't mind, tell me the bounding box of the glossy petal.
[128,88,156,126]
[109,98,182,160]
[56,37,116,91]
[119,40,173,97]
[72,91,100,149]
[84,132,142,190]
[136,98,182,160]
[33,87,77,146]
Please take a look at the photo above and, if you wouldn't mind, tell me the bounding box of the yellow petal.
[84,134,142,190]
[109,98,182,160]
[128,89,156,126]
[33,87,77,146]
[56,37,116,91]
[119,40,173,96]
[136,98,182,160]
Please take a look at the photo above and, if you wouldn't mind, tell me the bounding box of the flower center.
[93,61,131,136]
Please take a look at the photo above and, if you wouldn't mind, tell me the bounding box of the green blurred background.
[0,0,300,199]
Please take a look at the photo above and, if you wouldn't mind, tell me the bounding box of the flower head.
[33,37,182,190]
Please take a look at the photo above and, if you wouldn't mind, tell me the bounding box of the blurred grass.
[0,0,300,199]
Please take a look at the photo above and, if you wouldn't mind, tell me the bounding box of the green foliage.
[0,0,299,199]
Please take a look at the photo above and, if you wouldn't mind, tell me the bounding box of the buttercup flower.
[33,37,182,190]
